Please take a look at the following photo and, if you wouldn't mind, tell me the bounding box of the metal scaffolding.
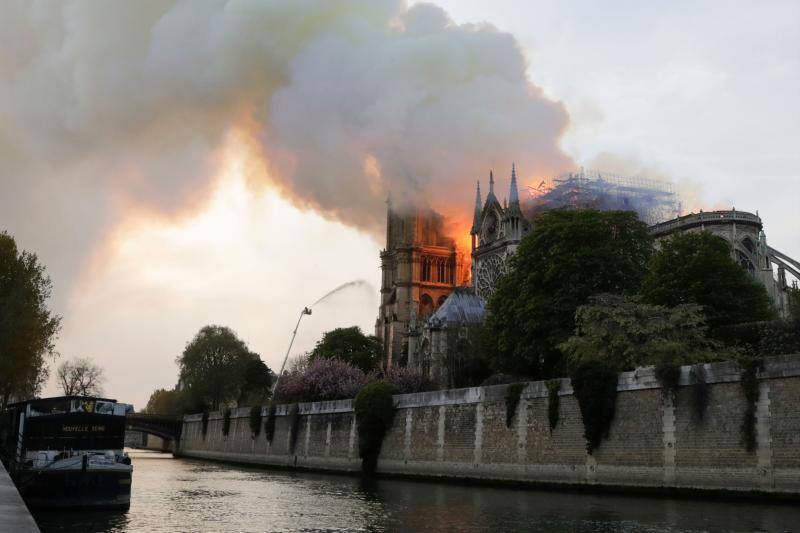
[525,168,681,225]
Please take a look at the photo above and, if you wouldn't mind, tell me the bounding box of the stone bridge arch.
[125,413,183,453]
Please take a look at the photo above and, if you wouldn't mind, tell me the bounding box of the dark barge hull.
[16,468,131,510]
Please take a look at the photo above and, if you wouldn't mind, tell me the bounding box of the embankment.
[177,354,800,498]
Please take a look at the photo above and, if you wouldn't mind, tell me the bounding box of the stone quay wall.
[176,354,800,497]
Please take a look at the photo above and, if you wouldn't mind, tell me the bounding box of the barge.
[1,396,133,510]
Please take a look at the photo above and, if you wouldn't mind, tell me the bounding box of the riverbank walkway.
[0,461,39,532]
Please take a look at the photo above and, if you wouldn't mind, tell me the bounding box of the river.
[32,449,799,532]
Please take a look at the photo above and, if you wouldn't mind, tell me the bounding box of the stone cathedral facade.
[377,165,527,383]
[378,165,797,384]
[374,200,467,368]
[471,164,531,300]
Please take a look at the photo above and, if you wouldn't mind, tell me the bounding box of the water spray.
[310,279,371,307]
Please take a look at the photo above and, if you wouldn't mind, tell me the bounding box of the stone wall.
[176,354,800,497]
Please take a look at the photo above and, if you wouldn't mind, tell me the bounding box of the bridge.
[126,413,183,452]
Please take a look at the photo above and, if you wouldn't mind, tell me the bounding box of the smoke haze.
[1,0,572,305]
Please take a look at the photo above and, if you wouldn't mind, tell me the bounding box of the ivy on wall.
[570,361,618,454]
[354,381,398,475]
[546,380,561,432]
[222,407,232,436]
[288,404,301,453]
[250,406,262,438]
[654,363,681,404]
[264,405,277,443]
[739,358,762,452]
[201,411,209,439]
[505,383,525,428]
[690,364,709,421]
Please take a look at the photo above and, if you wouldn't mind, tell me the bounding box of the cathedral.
[376,165,527,382]
[376,165,799,385]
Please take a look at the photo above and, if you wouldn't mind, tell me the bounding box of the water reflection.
[33,450,799,532]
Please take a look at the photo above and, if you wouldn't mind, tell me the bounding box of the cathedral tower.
[472,164,531,299]
[376,200,460,368]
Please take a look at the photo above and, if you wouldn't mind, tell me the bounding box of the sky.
[1,1,797,409]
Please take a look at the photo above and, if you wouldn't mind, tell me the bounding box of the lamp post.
[270,306,312,398]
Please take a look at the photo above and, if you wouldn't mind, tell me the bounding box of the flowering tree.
[381,366,437,394]
[304,358,366,401]
[275,358,366,402]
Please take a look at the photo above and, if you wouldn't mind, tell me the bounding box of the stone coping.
[183,353,800,421]
[0,461,40,532]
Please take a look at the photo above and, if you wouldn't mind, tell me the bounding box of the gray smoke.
[0,0,572,302]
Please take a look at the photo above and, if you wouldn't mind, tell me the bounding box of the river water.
[32,449,799,533]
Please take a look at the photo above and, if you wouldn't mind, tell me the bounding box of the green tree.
[443,325,492,389]
[787,287,800,325]
[309,326,382,373]
[641,232,774,329]
[484,209,652,379]
[176,325,267,410]
[238,357,275,406]
[0,231,61,410]
[143,388,183,415]
[559,294,721,372]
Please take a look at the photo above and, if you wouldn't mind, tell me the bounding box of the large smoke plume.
[0,0,572,299]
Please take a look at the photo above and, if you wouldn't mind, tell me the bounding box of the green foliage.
[354,381,398,474]
[222,407,232,436]
[264,405,277,444]
[570,361,618,454]
[485,210,652,379]
[176,325,271,410]
[546,380,561,432]
[238,358,275,406]
[504,383,525,428]
[739,358,762,452]
[788,287,800,325]
[309,326,382,373]
[143,388,183,415]
[444,326,493,389]
[0,231,62,409]
[642,232,774,329]
[559,294,721,373]
[249,406,262,438]
[287,404,301,454]
[713,320,800,359]
[690,364,709,421]
[201,411,209,439]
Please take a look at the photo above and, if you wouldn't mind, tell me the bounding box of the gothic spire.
[471,181,482,234]
[485,169,498,206]
[509,162,519,205]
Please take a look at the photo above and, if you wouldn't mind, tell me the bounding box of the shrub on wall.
[505,383,525,428]
[249,406,262,438]
[546,380,561,432]
[264,405,277,443]
[287,404,301,453]
[354,381,398,475]
[739,357,762,452]
[690,364,709,421]
[201,411,209,439]
[570,360,618,454]
[222,407,232,436]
